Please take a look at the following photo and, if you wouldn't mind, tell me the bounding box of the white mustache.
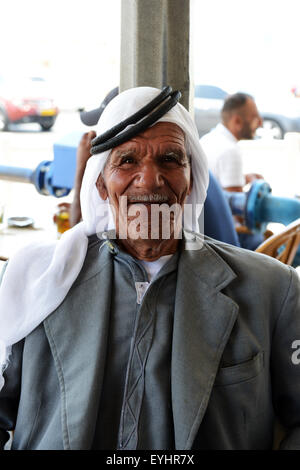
[126,194,169,203]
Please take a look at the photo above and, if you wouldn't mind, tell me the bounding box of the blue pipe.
[259,195,300,226]
[0,165,34,184]
[0,162,70,198]
[225,180,300,233]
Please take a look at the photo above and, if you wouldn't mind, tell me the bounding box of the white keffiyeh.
[0,86,209,390]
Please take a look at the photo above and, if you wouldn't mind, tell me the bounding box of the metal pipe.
[224,180,300,232]
[0,165,34,184]
[259,195,300,225]
[0,162,70,198]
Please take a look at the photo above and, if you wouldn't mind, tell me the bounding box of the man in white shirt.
[200,93,263,192]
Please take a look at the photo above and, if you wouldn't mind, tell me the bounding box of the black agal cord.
[90,86,181,155]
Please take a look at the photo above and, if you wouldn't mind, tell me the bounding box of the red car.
[0,75,59,131]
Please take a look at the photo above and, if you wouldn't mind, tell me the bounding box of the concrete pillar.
[165,0,193,111]
[120,0,166,91]
[120,0,193,111]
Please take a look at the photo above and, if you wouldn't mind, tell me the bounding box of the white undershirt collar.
[140,254,173,282]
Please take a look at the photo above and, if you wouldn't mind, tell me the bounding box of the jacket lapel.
[43,242,113,450]
[171,238,239,449]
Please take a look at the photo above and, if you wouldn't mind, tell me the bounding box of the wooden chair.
[255,219,300,265]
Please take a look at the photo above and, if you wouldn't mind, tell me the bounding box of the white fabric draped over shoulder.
[0,86,209,390]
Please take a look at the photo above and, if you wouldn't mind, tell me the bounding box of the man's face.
[96,121,192,241]
[239,98,262,140]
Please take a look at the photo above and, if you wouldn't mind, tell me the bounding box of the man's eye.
[162,155,180,164]
[120,156,135,165]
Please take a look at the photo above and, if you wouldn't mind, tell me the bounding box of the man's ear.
[235,114,243,130]
[96,173,108,200]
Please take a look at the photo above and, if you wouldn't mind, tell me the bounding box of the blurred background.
[1,0,300,257]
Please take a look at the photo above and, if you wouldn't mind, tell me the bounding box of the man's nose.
[134,162,164,190]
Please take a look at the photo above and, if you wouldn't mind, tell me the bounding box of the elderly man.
[0,87,300,451]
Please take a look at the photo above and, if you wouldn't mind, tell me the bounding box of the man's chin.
[240,134,254,141]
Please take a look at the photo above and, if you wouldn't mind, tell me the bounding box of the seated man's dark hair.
[221,92,253,123]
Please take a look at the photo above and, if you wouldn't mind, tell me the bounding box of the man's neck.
[223,123,239,141]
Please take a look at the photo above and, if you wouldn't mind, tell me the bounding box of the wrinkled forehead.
[115,121,185,148]
[105,122,190,168]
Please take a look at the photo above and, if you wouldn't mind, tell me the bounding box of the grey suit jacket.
[1,234,300,450]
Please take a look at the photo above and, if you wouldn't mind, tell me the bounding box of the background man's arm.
[217,148,245,193]
[223,185,243,192]
[245,173,264,185]
[70,130,96,227]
